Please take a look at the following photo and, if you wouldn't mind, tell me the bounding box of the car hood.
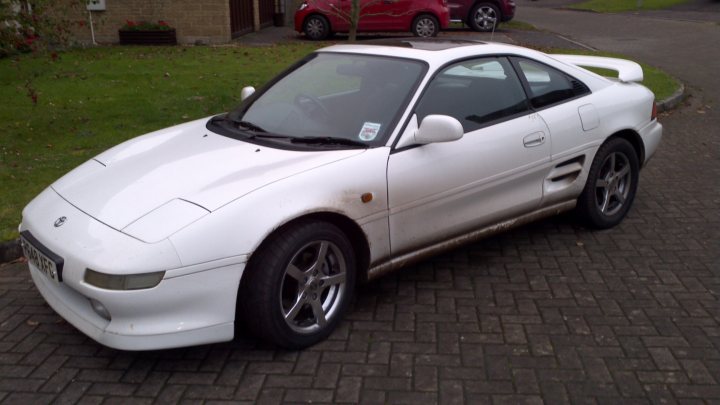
[52,118,365,231]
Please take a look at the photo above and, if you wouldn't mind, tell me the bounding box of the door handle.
[523,132,546,148]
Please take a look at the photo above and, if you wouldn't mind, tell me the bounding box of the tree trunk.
[348,0,360,42]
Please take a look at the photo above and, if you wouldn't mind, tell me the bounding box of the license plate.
[20,231,64,283]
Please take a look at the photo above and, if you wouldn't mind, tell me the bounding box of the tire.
[468,2,500,32]
[576,138,640,229]
[412,14,440,37]
[303,14,330,40]
[240,220,356,349]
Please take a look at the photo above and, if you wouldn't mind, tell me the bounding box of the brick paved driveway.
[2,13,720,405]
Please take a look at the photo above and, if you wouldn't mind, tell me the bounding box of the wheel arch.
[303,13,332,34]
[605,129,645,167]
[246,211,371,284]
[467,0,503,22]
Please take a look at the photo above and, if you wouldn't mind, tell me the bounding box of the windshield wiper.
[291,136,368,148]
[212,115,268,133]
[235,120,267,133]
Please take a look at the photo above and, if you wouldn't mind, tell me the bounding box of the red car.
[295,0,450,40]
[448,0,515,32]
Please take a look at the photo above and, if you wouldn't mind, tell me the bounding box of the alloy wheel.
[279,240,347,334]
[474,6,497,31]
[594,152,632,216]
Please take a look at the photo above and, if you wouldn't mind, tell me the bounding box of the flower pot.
[119,29,177,45]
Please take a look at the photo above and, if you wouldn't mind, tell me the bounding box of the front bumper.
[21,187,247,351]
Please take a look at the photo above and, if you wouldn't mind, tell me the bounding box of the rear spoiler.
[552,54,643,83]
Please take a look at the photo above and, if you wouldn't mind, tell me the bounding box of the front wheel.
[576,138,640,229]
[412,14,440,37]
[303,15,330,40]
[240,220,356,349]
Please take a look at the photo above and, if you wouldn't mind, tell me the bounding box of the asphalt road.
[1,6,719,404]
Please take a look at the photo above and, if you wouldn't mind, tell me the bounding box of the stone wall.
[69,0,231,45]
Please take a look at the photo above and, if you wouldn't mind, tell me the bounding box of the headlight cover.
[85,269,165,290]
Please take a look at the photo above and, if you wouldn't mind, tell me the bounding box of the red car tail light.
[651,101,657,120]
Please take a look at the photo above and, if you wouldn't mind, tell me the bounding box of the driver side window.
[414,57,530,133]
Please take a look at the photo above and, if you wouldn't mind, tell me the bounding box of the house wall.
[70,0,232,45]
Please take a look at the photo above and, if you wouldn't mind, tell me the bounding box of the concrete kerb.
[657,83,686,112]
[0,37,685,265]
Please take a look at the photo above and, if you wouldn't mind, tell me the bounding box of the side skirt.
[367,200,576,281]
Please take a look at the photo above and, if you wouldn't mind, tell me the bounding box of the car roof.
[318,39,610,91]
[318,39,543,63]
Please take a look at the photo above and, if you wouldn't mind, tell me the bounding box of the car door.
[328,0,351,31]
[387,57,552,255]
[511,57,595,205]
[358,0,410,30]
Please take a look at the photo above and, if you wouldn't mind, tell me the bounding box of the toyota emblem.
[54,216,67,227]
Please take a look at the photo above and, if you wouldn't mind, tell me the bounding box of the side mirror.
[240,86,255,101]
[415,115,463,145]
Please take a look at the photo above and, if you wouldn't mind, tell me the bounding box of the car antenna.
[490,18,496,41]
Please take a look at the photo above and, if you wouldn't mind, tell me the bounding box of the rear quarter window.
[514,58,590,109]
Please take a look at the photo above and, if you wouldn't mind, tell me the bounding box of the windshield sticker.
[358,122,381,141]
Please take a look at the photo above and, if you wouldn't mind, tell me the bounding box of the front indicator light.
[89,298,111,320]
[84,269,165,290]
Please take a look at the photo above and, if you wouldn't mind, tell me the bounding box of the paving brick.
[234,374,265,401]
[387,391,437,404]
[86,382,137,396]
[414,365,438,392]
[285,388,334,403]
[492,394,544,405]
[358,389,386,404]
[680,359,717,384]
[512,368,540,394]
[2,392,55,404]
[0,377,43,392]
[335,376,361,403]
[255,387,284,405]
[612,371,646,399]
[39,367,78,394]
[183,384,236,400]
[54,381,91,404]
[264,374,313,388]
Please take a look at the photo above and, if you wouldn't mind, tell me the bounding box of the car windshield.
[225,52,426,147]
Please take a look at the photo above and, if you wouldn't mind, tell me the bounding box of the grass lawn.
[0,43,679,242]
[570,0,690,13]
[447,20,536,30]
[502,20,537,30]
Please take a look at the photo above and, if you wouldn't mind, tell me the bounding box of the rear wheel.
[303,15,330,40]
[576,138,639,229]
[240,220,356,349]
[412,14,440,37]
[469,2,500,32]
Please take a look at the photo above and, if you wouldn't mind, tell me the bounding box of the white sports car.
[20,40,662,350]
